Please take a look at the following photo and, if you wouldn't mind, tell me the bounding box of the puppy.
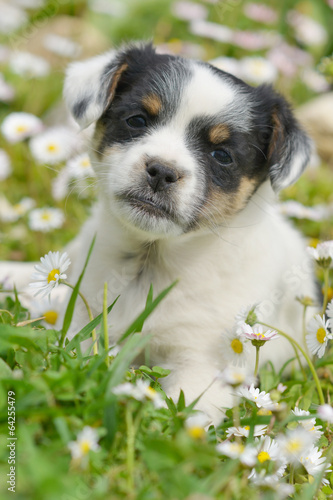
[64,43,317,422]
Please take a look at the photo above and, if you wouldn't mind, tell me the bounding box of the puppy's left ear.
[63,50,128,129]
[254,85,312,191]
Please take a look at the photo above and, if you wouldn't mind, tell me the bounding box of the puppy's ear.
[63,50,129,129]
[254,85,312,191]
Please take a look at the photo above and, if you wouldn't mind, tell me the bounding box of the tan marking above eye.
[142,93,162,116]
[209,123,230,144]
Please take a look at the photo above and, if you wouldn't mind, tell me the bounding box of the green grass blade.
[61,235,96,338]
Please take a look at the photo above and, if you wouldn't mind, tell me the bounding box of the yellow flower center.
[44,310,58,325]
[79,440,91,455]
[47,143,59,153]
[244,426,250,431]
[146,386,157,399]
[16,124,27,133]
[187,426,205,440]
[231,338,243,354]
[41,212,51,221]
[47,269,60,283]
[258,408,272,416]
[286,439,302,453]
[80,158,91,168]
[230,443,244,454]
[258,451,271,463]
[316,327,326,344]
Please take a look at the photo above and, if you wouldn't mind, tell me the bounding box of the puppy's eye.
[126,115,147,128]
[211,150,233,165]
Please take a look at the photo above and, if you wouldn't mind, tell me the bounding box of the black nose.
[146,162,178,192]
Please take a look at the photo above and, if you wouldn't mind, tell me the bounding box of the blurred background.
[0,0,333,262]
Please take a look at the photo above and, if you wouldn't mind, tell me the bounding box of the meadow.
[0,0,333,498]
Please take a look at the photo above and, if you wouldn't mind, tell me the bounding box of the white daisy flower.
[190,20,233,43]
[172,1,208,22]
[248,469,294,498]
[327,299,333,330]
[0,4,27,34]
[292,407,323,441]
[218,367,253,388]
[28,207,64,232]
[1,112,43,143]
[221,329,250,366]
[276,428,316,464]
[112,382,138,398]
[134,379,165,409]
[317,404,333,423]
[300,446,332,485]
[235,304,259,326]
[243,3,278,24]
[43,34,82,59]
[0,195,35,222]
[237,322,278,342]
[68,426,100,460]
[236,383,274,409]
[13,197,36,216]
[9,51,50,78]
[277,383,287,393]
[216,441,257,466]
[306,314,331,358]
[307,241,333,268]
[0,149,12,180]
[30,295,63,329]
[226,425,267,438]
[280,200,328,221]
[67,153,95,179]
[185,412,211,439]
[239,56,278,85]
[254,435,283,464]
[0,74,15,103]
[30,127,76,164]
[29,250,71,298]
[287,10,327,47]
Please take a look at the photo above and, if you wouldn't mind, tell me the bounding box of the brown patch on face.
[142,93,162,116]
[107,63,128,104]
[267,110,284,161]
[199,177,257,225]
[209,123,230,144]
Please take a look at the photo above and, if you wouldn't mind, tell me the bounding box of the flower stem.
[259,322,325,405]
[289,465,294,484]
[103,282,109,367]
[322,268,330,315]
[125,404,135,494]
[62,282,98,355]
[254,346,260,377]
[302,305,309,355]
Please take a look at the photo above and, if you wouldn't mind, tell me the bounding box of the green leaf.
[118,280,177,343]
[64,297,118,353]
[0,357,13,379]
[177,390,186,411]
[136,283,154,332]
[61,235,96,337]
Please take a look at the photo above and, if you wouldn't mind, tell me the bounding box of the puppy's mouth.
[118,193,175,220]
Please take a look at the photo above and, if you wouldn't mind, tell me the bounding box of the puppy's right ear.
[63,50,128,129]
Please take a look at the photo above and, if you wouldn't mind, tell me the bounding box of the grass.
[0,0,333,498]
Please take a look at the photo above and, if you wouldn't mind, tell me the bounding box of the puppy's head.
[64,43,311,238]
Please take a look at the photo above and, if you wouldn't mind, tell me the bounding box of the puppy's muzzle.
[146,161,180,193]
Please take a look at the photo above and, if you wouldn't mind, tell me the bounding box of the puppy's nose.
[146,162,179,192]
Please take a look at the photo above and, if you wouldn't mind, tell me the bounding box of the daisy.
[0,149,12,180]
[172,1,208,22]
[28,207,64,232]
[67,153,95,179]
[292,407,322,441]
[218,367,253,388]
[239,56,278,85]
[68,426,100,460]
[30,295,63,329]
[276,428,316,464]
[216,441,257,466]
[243,3,278,24]
[236,383,273,409]
[112,382,138,398]
[43,34,82,59]
[226,425,267,438]
[237,322,278,343]
[12,197,36,216]
[29,250,71,298]
[221,329,250,366]
[29,127,76,164]
[307,241,333,269]
[235,304,259,326]
[0,196,20,222]
[1,112,43,143]
[306,314,331,358]
[277,383,287,393]
[248,470,294,498]
[287,10,327,46]
[134,379,165,409]
[9,51,50,78]
[254,436,282,464]
[190,20,233,44]
[0,4,27,35]
[327,299,333,329]
[300,446,332,485]
[317,404,333,423]
[185,412,211,439]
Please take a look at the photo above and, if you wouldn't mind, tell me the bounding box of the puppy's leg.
[161,362,232,426]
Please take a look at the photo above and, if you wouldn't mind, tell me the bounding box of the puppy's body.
[2,44,317,423]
